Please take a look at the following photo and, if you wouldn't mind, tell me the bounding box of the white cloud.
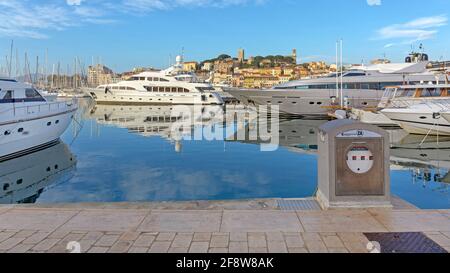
[67,0,84,6]
[367,0,381,6]
[375,15,448,45]
[0,0,266,39]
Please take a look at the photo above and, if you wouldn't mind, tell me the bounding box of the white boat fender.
[334,110,347,120]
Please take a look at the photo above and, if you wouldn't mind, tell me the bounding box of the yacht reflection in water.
[0,141,77,204]
[89,104,250,152]
[390,134,450,188]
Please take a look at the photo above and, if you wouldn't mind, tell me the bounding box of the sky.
[0,0,449,73]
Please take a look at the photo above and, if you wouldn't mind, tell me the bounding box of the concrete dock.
[1,198,449,253]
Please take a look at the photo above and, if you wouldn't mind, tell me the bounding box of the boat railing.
[0,98,78,119]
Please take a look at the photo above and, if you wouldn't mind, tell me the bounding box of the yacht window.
[177,88,183,92]
[25,88,42,98]
[344,72,366,77]
[171,87,177,92]
[147,77,152,81]
[139,77,145,81]
[422,88,440,97]
[127,77,139,81]
[165,87,171,92]
[2,90,13,100]
[153,78,160,82]
[119,86,126,90]
[159,78,169,82]
[144,86,152,92]
[112,86,119,90]
[398,89,415,97]
[184,88,189,93]
[158,87,165,92]
[126,87,136,90]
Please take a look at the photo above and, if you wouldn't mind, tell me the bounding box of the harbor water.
[1,98,449,209]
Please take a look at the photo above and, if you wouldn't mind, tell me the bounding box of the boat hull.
[382,109,450,136]
[226,89,384,116]
[0,109,77,160]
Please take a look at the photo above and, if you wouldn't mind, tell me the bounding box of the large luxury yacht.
[227,53,446,116]
[0,78,78,160]
[87,56,224,105]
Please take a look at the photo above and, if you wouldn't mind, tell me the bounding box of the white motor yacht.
[227,53,446,116]
[381,101,450,135]
[0,78,78,160]
[86,56,223,105]
[352,84,450,126]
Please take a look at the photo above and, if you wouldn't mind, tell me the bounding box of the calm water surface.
[1,99,449,209]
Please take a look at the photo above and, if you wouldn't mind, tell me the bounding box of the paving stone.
[0,231,16,243]
[7,243,35,253]
[337,232,369,243]
[267,241,288,253]
[83,231,104,241]
[302,232,322,242]
[193,233,212,242]
[22,232,50,245]
[209,248,229,253]
[210,234,229,248]
[0,209,78,231]
[248,233,266,248]
[230,232,247,242]
[298,210,387,233]
[0,237,25,251]
[288,247,309,253]
[108,241,133,253]
[13,230,36,238]
[133,234,156,247]
[60,233,86,245]
[48,230,71,239]
[88,246,109,253]
[169,247,189,253]
[149,241,171,253]
[248,247,267,253]
[328,248,349,253]
[61,210,148,232]
[266,232,284,242]
[171,234,193,248]
[78,240,97,253]
[119,231,141,242]
[47,243,70,253]
[371,210,450,232]
[344,241,369,253]
[222,211,303,232]
[128,247,148,253]
[32,238,60,251]
[284,234,304,248]
[229,242,248,253]
[305,241,328,253]
[189,242,210,253]
[139,211,221,232]
[95,235,120,247]
[156,232,176,241]
[321,235,345,248]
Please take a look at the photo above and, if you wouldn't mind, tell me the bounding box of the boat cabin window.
[126,87,136,90]
[421,88,441,97]
[139,77,145,81]
[159,78,169,82]
[397,89,416,97]
[112,86,119,90]
[196,87,216,92]
[158,87,165,92]
[2,90,13,100]
[25,88,44,99]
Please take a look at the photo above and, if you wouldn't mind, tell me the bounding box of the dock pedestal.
[316,120,392,210]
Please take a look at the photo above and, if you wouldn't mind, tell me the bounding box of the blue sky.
[1,0,449,73]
